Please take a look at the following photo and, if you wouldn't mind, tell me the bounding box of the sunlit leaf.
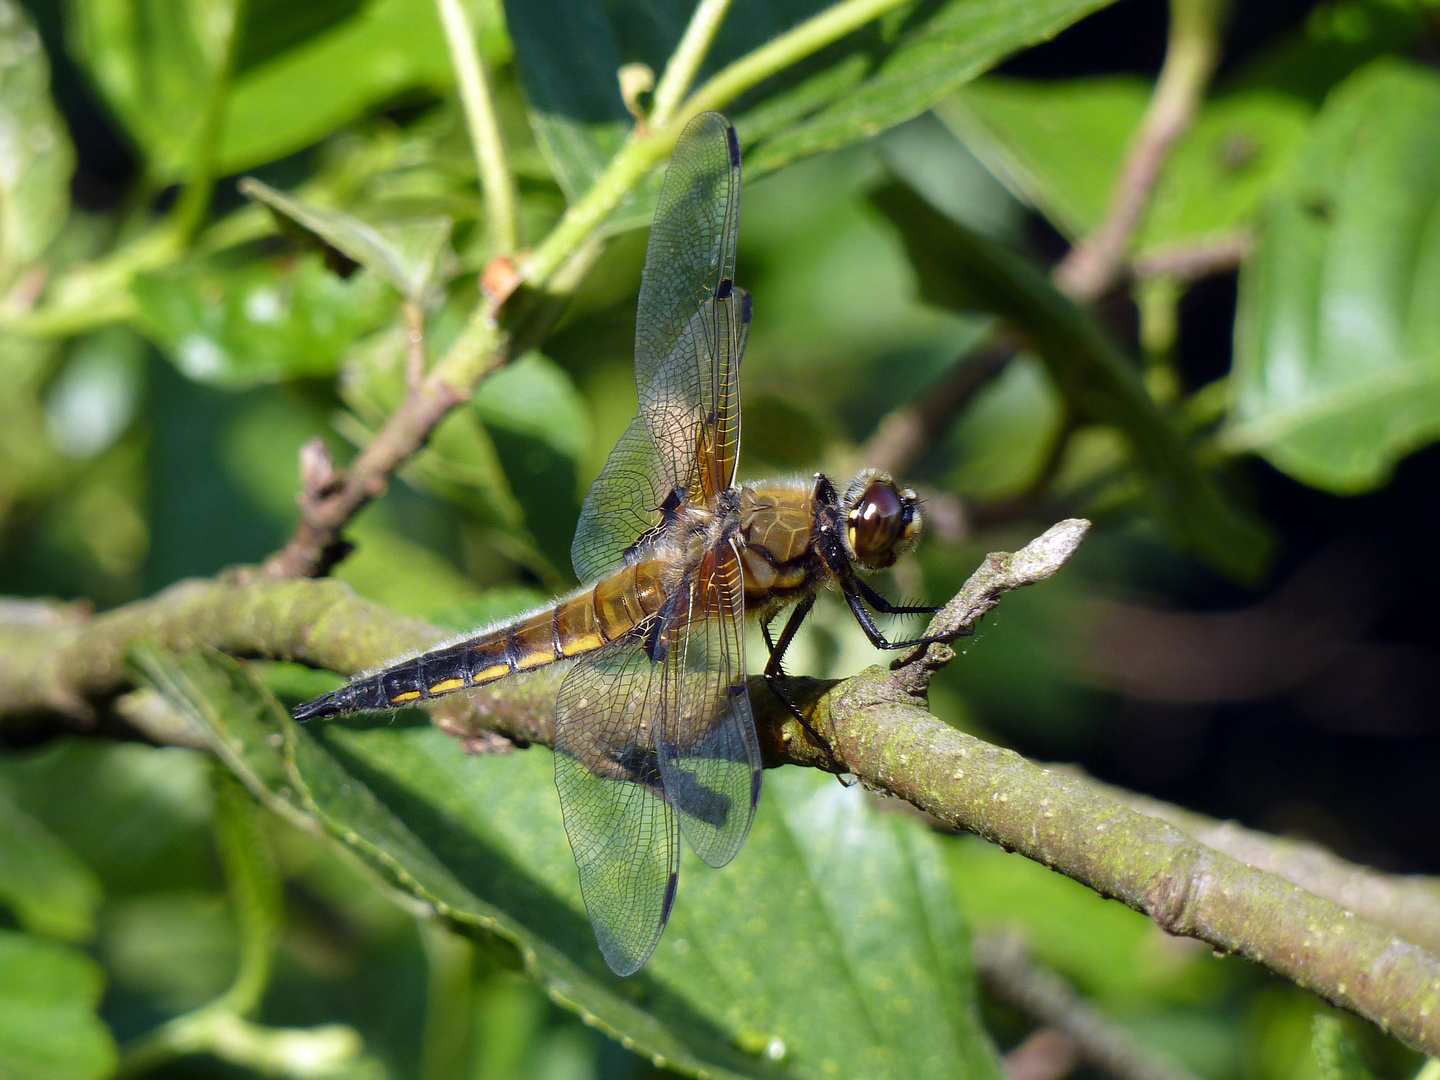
[873,179,1270,580]
[240,177,453,302]
[1225,60,1440,492]
[0,786,102,943]
[940,78,1309,256]
[138,645,1005,1080]
[0,0,74,280]
[69,0,451,179]
[0,930,117,1080]
[132,252,396,387]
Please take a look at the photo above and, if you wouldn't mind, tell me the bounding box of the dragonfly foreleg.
[849,574,942,616]
[760,596,842,771]
[840,573,963,651]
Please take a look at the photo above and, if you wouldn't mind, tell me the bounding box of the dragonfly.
[295,112,951,976]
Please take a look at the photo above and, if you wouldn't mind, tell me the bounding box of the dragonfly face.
[294,113,949,977]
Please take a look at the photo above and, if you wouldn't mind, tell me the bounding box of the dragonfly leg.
[841,575,966,650]
[849,574,942,615]
[762,597,842,771]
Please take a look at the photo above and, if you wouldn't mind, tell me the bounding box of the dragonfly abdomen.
[293,559,672,721]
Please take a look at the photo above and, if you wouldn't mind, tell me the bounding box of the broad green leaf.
[69,0,450,180]
[66,0,237,179]
[0,0,75,280]
[218,0,451,175]
[0,930,117,1080]
[940,78,1309,255]
[1225,60,1440,493]
[132,251,396,387]
[743,0,1118,179]
[240,178,453,302]
[943,355,1064,502]
[473,353,592,576]
[0,785,102,943]
[873,179,1270,580]
[140,645,1005,1080]
[507,0,1118,221]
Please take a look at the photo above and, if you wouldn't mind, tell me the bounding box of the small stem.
[649,0,737,130]
[435,0,520,253]
[403,300,427,391]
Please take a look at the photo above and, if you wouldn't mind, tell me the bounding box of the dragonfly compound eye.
[848,481,906,568]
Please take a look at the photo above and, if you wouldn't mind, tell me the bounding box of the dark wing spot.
[751,769,763,810]
[714,277,732,300]
[662,871,679,922]
[740,291,753,325]
[726,125,740,169]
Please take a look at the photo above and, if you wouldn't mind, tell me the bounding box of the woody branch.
[2,522,1437,1054]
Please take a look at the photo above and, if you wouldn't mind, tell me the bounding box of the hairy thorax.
[735,480,826,615]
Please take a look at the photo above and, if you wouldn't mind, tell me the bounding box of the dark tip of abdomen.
[293,692,342,722]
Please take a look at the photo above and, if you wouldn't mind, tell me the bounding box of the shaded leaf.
[132,252,396,387]
[873,178,1270,580]
[231,0,364,77]
[240,177,453,302]
[0,785,102,943]
[138,644,1004,1080]
[1225,60,1440,493]
[940,78,1309,255]
[0,930,117,1080]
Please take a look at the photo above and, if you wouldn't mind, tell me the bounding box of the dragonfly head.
[841,470,922,570]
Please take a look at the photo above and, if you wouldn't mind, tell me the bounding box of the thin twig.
[1052,0,1227,302]
[403,300,427,391]
[976,932,1203,1080]
[435,0,520,253]
[856,338,1015,478]
[1002,1028,1080,1080]
[1131,231,1253,281]
[649,0,737,130]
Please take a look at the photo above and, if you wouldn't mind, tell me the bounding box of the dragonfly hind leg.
[761,597,844,773]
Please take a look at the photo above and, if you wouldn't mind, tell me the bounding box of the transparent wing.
[657,538,761,868]
[572,112,748,582]
[554,635,679,977]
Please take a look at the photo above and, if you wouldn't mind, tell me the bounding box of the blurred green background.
[1,0,1438,1077]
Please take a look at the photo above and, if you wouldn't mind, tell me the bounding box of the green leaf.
[472,353,592,575]
[507,0,1118,219]
[873,178,1270,580]
[70,0,450,179]
[132,251,397,387]
[218,0,452,176]
[0,0,75,279]
[230,0,364,77]
[1225,60,1440,493]
[0,785,103,943]
[240,178,453,302]
[138,645,1005,1080]
[0,930,117,1080]
[1311,1015,1378,1080]
[940,77,1309,255]
[744,0,1118,179]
